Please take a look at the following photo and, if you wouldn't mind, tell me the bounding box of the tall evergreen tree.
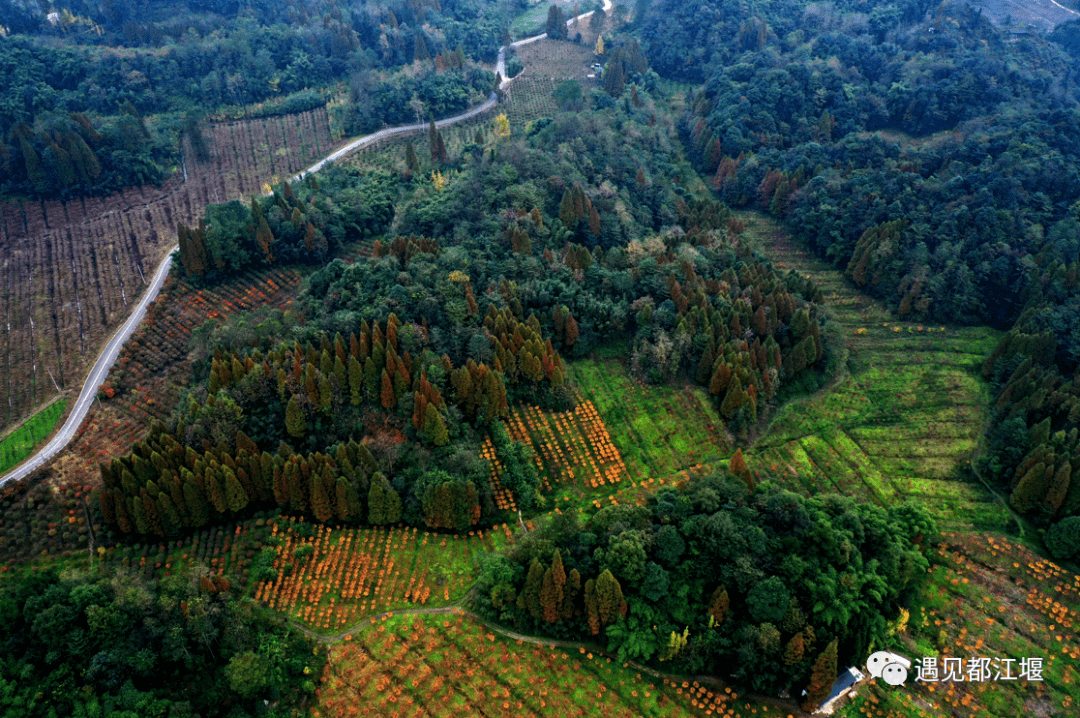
[311,468,334,523]
[802,639,838,712]
[381,370,396,410]
[205,471,228,514]
[183,478,209,527]
[285,396,307,438]
[224,468,249,513]
[595,569,626,626]
[518,558,545,620]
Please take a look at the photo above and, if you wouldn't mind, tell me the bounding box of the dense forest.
[0,0,512,198]
[475,470,935,703]
[634,0,1080,553]
[0,566,323,717]
[97,87,832,541]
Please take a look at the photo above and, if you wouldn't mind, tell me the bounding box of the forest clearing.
[737,213,1011,532]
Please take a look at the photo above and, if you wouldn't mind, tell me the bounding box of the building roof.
[824,667,864,706]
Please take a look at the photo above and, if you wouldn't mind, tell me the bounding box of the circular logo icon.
[866,651,893,678]
[881,663,908,686]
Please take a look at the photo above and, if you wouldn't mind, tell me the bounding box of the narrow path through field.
[0,0,611,488]
[740,212,1012,531]
[286,602,805,716]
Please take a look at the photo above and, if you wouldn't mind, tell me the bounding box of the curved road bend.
[0,0,614,487]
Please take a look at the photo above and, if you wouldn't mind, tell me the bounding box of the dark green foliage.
[177,169,395,282]
[476,470,932,693]
[0,0,517,199]
[345,67,496,136]
[1045,516,1080,561]
[651,0,1080,330]
[546,5,568,41]
[0,567,321,717]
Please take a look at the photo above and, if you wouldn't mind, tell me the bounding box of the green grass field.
[0,399,66,474]
[568,359,731,481]
[511,1,559,37]
[740,213,1010,531]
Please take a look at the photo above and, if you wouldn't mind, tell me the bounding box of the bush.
[1045,517,1080,560]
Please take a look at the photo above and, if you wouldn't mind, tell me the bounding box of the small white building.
[813,666,866,715]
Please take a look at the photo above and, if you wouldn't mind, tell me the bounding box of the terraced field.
[568,360,730,481]
[316,612,790,718]
[741,212,1010,531]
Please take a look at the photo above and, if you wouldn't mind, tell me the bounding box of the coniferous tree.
[368,473,401,524]
[595,569,626,625]
[426,404,449,446]
[99,489,117,525]
[546,5,568,40]
[584,578,600,634]
[368,474,386,524]
[540,567,559,623]
[802,639,838,712]
[114,495,134,533]
[224,468,249,513]
[142,492,164,537]
[318,374,334,413]
[381,370,396,410]
[183,478,209,527]
[158,493,182,536]
[729,448,753,490]
[287,460,308,513]
[405,140,419,174]
[783,632,805,665]
[311,468,334,523]
[336,476,361,521]
[205,471,228,514]
[285,396,307,438]
[518,558,545,620]
[132,496,151,535]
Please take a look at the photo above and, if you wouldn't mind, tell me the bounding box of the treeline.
[642,0,1080,329]
[1,0,509,198]
[303,91,830,434]
[0,103,173,198]
[978,231,1080,557]
[117,71,833,542]
[98,308,562,537]
[308,203,828,435]
[636,0,1080,558]
[475,469,935,699]
[340,64,495,135]
[0,565,322,718]
[176,168,395,280]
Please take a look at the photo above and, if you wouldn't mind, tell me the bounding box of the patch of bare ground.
[964,0,1080,32]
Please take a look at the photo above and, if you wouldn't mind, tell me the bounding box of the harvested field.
[45,266,302,492]
[0,107,335,434]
